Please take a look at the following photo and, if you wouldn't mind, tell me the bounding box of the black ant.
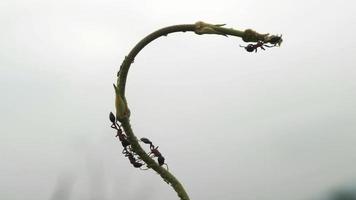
[149,146,162,157]
[140,137,154,149]
[110,112,150,170]
[109,112,131,153]
[155,150,168,170]
[109,112,120,129]
[150,146,168,170]
[239,41,275,53]
[140,138,169,170]
[116,129,131,153]
[124,151,148,170]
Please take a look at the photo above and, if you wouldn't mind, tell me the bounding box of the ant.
[150,146,169,170]
[124,151,148,170]
[110,112,148,170]
[140,137,154,149]
[116,128,131,153]
[109,112,131,153]
[140,137,169,170]
[239,41,275,53]
[109,112,120,130]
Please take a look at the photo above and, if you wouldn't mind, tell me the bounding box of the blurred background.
[1,0,356,199]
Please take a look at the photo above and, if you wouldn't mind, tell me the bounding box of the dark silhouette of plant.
[109,21,283,200]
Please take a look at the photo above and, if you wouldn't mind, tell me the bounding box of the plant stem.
[116,24,195,96]
[115,21,282,200]
[121,118,190,200]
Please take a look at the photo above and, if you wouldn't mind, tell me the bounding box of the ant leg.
[122,147,130,154]
[149,144,155,150]
[122,148,132,154]
[111,124,118,129]
[263,44,275,48]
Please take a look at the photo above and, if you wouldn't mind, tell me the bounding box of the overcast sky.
[1,0,356,200]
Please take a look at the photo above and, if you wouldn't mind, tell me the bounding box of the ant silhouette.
[111,113,168,170]
[140,137,169,170]
[109,112,130,153]
[140,137,155,149]
[239,41,275,53]
[124,151,148,170]
[239,34,282,53]
[110,112,149,170]
[116,128,131,153]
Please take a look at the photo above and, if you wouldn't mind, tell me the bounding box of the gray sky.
[1,0,356,200]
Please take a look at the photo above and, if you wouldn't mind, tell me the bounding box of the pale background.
[1,0,356,200]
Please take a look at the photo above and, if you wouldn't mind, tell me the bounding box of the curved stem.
[116,24,195,96]
[114,21,282,200]
[121,118,190,200]
[116,21,281,98]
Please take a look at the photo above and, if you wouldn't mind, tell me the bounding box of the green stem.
[115,21,282,200]
[121,118,190,200]
[116,24,196,96]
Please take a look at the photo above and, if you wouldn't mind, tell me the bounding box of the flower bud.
[113,84,129,122]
